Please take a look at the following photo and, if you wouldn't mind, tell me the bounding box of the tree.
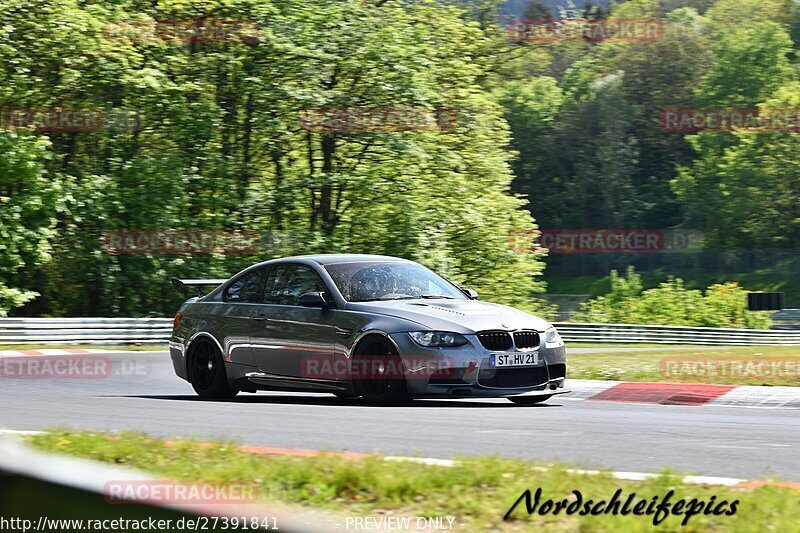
[609,10,713,227]
[494,77,564,225]
[523,0,552,19]
[675,82,800,248]
[673,23,798,247]
[0,132,55,315]
[1,0,550,316]
[694,23,795,108]
[534,70,641,228]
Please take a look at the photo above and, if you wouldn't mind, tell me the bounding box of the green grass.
[567,343,707,348]
[545,272,800,303]
[569,345,800,385]
[28,430,799,532]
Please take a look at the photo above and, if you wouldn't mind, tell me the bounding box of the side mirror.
[463,288,478,299]
[298,292,330,308]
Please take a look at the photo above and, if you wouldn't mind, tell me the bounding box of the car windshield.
[324,262,467,302]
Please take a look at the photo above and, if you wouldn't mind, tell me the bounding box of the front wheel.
[352,336,410,404]
[188,339,238,399]
[508,394,552,405]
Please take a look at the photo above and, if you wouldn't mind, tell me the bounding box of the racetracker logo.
[0,356,112,379]
[104,481,257,504]
[661,357,800,382]
[299,107,458,132]
[661,108,800,133]
[0,108,140,132]
[509,229,704,254]
[508,18,664,43]
[102,230,261,255]
[301,355,463,380]
[104,19,259,43]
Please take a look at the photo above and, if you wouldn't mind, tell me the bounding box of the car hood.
[345,299,551,334]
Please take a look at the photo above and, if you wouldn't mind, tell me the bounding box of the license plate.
[490,352,538,367]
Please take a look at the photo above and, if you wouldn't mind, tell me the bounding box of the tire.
[508,394,552,405]
[352,336,410,404]
[188,338,238,399]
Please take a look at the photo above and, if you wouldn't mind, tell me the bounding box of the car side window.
[224,268,266,303]
[262,265,327,305]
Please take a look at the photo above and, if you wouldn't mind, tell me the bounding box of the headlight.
[408,331,468,347]
[545,326,563,347]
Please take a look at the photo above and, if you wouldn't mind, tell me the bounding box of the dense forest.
[1,0,799,318]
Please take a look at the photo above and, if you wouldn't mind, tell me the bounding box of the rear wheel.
[508,394,552,405]
[353,336,410,404]
[188,338,238,399]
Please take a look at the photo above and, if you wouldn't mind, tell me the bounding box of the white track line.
[0,429,45,436]
[384,456,457,467]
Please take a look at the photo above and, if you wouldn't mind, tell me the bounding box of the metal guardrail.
[0,318,173,345]
[553,322,800,345]
[2,318,800,346]
[771,309,800,330]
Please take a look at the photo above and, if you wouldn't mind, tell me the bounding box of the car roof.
[257,254,414,267]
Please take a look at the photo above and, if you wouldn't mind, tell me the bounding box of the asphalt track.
[1,351,798,482]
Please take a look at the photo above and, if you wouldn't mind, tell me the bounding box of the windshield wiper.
[355,295,457,302]
[356,296,417,302]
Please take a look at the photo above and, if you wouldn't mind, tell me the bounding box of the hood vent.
[428,305,466,316]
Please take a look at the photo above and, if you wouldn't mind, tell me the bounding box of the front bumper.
[389,332,567,398]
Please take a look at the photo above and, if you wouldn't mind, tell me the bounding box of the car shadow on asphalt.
[109,394,561,408]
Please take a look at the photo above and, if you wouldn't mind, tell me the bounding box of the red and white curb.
[563,380,800,409]
[0,348,108,358]
[0,348,157,358]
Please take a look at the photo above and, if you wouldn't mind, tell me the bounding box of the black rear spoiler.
[170,278,227,297]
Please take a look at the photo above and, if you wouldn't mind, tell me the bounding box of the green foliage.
[0,132,55,314]
[703,0,790,33]
[694,22,796,108]
[495,0,800,253]
[0,284,38,317]
[573,267,771,328]
[674,73,800,247]
[3,0,800,318]
[0,0,551,317]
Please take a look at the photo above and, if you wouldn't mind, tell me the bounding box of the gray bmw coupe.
[169,254,567,404]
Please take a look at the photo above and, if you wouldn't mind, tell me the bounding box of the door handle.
[252,313,269,321]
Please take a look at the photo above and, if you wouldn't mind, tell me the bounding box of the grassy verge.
[566,343,717,349]
[29,430,799,532]
[545,271,800,302]
[569,345,800,386]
